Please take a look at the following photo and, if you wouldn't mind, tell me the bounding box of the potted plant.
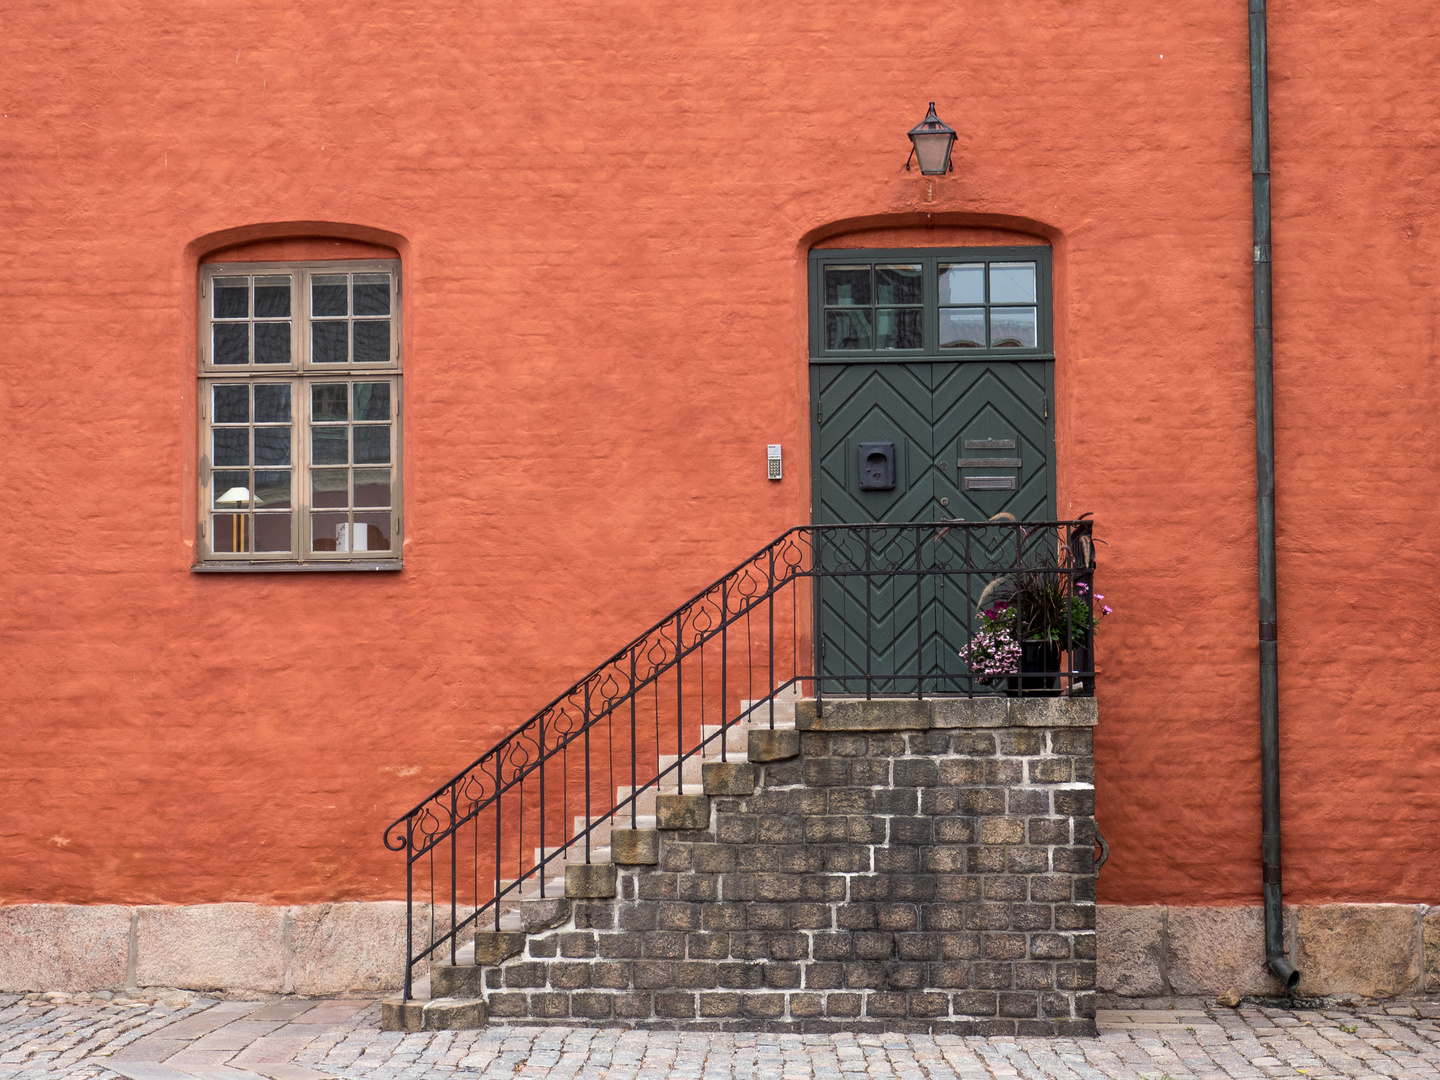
[960,575,1110,695]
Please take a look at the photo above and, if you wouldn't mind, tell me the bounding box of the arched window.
[196,259,402,568]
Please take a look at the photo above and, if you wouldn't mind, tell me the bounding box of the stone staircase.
[381,693,1099,1036]
[384,694,800,1030]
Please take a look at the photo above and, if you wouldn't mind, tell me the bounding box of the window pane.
[212,513,249,553]
[213,385,249,424]
[312,321,348,364]
[939,308,986,348]
[212,471,250,509]
[213,278,249,319]
[354,512,392,552]
[990,262,1036,304]
[990,307,1037,347]
[311,274,348,317]
[353,320,390,364]
[354,382,390,421]
[254,384,292,423]
[354,425,391,464]
[253,277,291,318]
[824,267,870,307]
[875,265,922,305]
[311,512,348,552]
[254,427,291,466]
[254,322,291,365]
[312,426,348,465]
[213,429,249,467]
[253,513,292,552]
[312,468,349,507]
[254,470,291,509]
[353,274,391,316]
[875,308,922,350]
[825,309,872,350]
[939,264,984,305]
[311,383,348,421]
[354,468,391,507]
[213,323,249,365]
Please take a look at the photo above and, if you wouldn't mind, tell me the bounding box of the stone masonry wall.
[450,698,1098,1035]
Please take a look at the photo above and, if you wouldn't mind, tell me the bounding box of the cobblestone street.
[2,994,1438,1080]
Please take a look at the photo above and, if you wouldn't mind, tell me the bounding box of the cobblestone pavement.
[2,993,1439,1080]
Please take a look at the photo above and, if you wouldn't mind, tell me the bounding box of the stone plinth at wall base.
[7,897,1431,1005]
[1098,904,1434,1000]
[1296,905,1423,999]
[0,901,411,994]
[1426,909,1440,993]
[0,905,131,993]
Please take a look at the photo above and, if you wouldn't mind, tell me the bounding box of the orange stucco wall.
[3,0,1438,908]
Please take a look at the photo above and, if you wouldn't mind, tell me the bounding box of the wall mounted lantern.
[906,102,956,175]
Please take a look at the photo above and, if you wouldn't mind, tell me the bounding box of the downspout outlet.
[1268,955,1300,991]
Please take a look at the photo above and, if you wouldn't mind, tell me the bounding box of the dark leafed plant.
[974,572,1110,650]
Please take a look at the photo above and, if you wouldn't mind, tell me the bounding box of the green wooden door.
[808,246,1056,693]
[811,361,1054,691]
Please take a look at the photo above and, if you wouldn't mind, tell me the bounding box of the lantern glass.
[911,132,954,175]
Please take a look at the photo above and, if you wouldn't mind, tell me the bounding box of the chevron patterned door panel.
[812,361,1054,693]
[933,361,1053,524]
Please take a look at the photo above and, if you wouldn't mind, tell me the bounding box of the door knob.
[939,497,949,507]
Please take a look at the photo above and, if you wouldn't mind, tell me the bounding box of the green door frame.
[806,246,1058,691]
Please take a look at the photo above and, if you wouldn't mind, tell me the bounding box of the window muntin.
[209,382,294,553]
[198,260,401,567]
[310,272,394,365]
[308,381,395,554]
[823,263,923,350]
[211,274,294,366]
[811,248,1051,360]
[939,260,1038,349]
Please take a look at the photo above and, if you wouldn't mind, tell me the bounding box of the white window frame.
[195,260,403,571]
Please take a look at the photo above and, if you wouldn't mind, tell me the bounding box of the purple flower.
[1102,605,1112,614]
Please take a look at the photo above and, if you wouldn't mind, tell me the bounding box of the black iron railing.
[382,519,1097,998]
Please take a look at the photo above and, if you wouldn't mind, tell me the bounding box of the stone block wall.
[467,697,1098,1034]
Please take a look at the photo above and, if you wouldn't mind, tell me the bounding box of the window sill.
[192,561,402,573]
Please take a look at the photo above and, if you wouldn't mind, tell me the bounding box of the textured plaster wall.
[2,0,1439,911]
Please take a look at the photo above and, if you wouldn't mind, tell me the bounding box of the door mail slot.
[965,476,1016,491]
[857,442,896,490]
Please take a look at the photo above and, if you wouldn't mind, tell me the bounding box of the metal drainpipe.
[1250,0,1300,992]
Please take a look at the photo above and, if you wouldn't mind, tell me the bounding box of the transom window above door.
[810,247,1052,360]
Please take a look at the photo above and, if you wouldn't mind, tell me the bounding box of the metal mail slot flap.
[964,476,1016,491]
[964,438,1016,450]
[959,458,1021,469]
